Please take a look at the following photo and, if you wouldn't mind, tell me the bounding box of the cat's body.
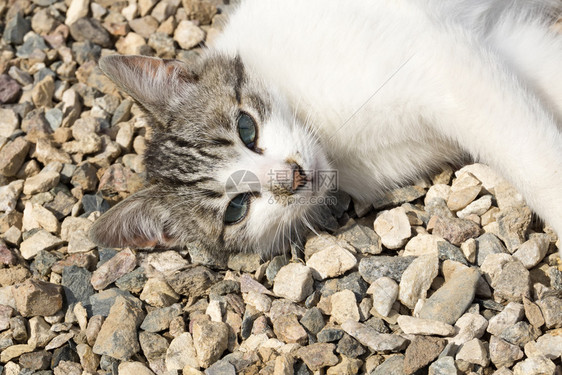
[215,0,562,211]
[91,0,562,258]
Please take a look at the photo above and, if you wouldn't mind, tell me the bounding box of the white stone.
[165,332,199,371]
[403,234,443,256]
[493,368,514,375]
[330,289,360,325]
[447,172,482,211]
[424,184,451,205]
[451,172,481,191]
[397,315,455,336]
[0,108,19,138]
[512,234,550,269]
[65,0,90,26]
[144,250,190,276]
[29,317,56,350]
[487,302,524,336]
[457,194,492,219]
[23,202,60,234]
[534,332,562,359]
[23,169,60,195]
[121,3,138,21]
[139,278,180,307]
[139,0,158,16]
[451,313,488,346]
[90,3,107,19]
[2,226,21,246]
[118,362,156,375]
[243,291,272,313]
[73,302,88,331]
[306,245,357,280]
[495,181,526,210]
[116,121,134,151]
[305,233,354,257]
[455,163,505,192]
[45,332,74,350]
[67,231,97,253]
[0,180,23,212]
[239,333,270,353]
[456,338,489,367]
[398,254,439,309]
[60,217,92,241]
[480,253,512,286]
[367,276,398,317]
[0,286,16,309]
[273,263,314,303]
[3,362,21,375]
[359,297,372,321]
[524,341,544,358]
[174,20,205,50]
[151,0,180,22]
[447,186,481,212]
[342,320,408,352]
[373,207,412,250]
[513,355,556,375]
[20,230,64,259]
[116,33,146,55]
[460,238,477,263]
[261,337,285,351]
[205,299,224,322]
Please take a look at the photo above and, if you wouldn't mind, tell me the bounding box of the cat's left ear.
[89,185,174,249]
[99,55,197,117]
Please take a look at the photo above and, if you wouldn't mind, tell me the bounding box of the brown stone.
[19,350,52,370]
[51,252,97,274]
[403,336,447,374]
[182,0,217,25]
[92,296,145,360]
[523,296,545,328]
[0,74,22,104]
[91,248,137,290]
[13,279,63,317]
[0,137,30,177]
[433,216,482,246]
[192,318,230,368]
[296,343,339,371]
[0,265,31,286]
[272,314,308,345]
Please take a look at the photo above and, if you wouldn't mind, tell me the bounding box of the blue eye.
[238,112,256,149]
[224,194,250,224]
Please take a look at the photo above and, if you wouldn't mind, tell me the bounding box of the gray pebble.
[476,233,508,266]
[417,267,480,325]
[3,12,31,45]
[372,354,405,375]
[62,266,95,306]
[359,255,416,283]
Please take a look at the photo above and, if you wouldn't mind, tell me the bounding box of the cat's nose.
[290,162,308,192]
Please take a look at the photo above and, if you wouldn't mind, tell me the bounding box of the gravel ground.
[0,1,561,374]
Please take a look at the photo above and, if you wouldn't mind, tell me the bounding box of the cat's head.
[89,54,332,258]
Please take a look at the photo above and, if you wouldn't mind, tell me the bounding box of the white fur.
[213,0,562,249]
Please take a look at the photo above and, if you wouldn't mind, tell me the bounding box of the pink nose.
[290,162,308,192]
[257,161,308,194]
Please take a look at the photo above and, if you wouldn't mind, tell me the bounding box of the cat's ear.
[89,186,172,249]
[99,55,197,116]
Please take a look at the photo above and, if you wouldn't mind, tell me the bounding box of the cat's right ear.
[89,186,172,249]
[99,55,198,118]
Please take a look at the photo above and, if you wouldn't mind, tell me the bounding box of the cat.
[90,0,562,259]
